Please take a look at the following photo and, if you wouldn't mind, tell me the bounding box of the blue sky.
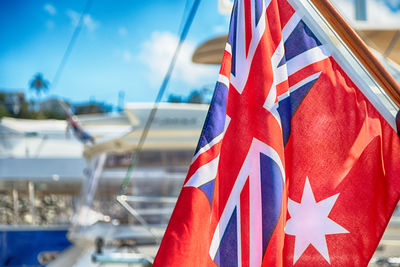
[1,0,400,106]
[0,0,228,105]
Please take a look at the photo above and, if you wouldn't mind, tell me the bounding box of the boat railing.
[116,194,177,243]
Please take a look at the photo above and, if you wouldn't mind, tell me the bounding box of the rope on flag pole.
[51,0,93,89]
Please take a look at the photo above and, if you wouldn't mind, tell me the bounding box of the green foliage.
[0,91,112,120]
[73,101,113,115]
[29,73,49,97]
[0,104,11,118]
[167,87,213,104]
[1,73,114,120]
[0,91,44,119]
[16,101,37,119]
[187,90,203,103]
[167,94,183,103]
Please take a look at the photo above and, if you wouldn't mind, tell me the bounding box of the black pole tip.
[396,110,400,138]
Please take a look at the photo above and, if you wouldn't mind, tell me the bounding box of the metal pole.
[116,195,161,243]
[12,189,19,225]
[28,181,35,224]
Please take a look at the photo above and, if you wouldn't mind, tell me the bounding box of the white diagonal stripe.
[192,134,223,163]
[230,0,270,94]
[225,43,232,55]
[286,45,330,76]
[278,72,322,102]
[218,74,230,89]
[282,12,302,41]
[185,155,220,188]
[192,115,231,163]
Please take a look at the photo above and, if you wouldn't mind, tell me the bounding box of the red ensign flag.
[154,0,400,266]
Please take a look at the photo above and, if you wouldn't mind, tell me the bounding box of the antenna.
[118,90,125,112]
[355,0,367,21]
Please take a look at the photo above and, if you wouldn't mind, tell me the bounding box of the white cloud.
[118,27,128,37]
[212,15,230,35]
[83,15,99,31]
[113,49,133,62]
[46,20,55,29]
[332,0,400,24]
[66,10,79,26]
[331,0,354,22]
[213,24,227,34]
[367,0,400,24]
[44,4,56,16]
[139,31,216,86]
[66,10,99,31]
[122,50,132,62]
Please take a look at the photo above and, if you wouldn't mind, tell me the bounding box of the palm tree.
[29,73,49,97]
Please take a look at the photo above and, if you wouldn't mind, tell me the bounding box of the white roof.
[124,102,209,110]
[0,103,211,159]
[1,117,67,133]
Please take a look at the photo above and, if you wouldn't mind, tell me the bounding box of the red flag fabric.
[154,0,400,266]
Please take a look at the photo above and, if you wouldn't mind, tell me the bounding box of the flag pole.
[309,0,400,108]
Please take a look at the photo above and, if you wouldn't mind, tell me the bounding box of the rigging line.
[119,0,202,194]
[51,0,93,89]
[178,0,191,36]
[52,0,94,148]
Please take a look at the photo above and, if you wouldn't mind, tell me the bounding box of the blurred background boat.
[0,102,208,266]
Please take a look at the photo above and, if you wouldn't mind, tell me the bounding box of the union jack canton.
[155,0,333,266]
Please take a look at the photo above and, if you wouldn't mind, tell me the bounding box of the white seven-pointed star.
[285,177,349,264]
